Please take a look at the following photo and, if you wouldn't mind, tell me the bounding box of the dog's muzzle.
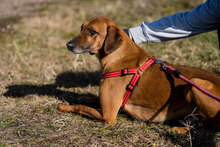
[66,41,93,54]
[66,42,75,51]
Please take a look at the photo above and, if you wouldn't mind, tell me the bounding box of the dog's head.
[66,16,123,56]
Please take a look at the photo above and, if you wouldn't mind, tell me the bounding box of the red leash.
[102,57,156,108]
[102,57,220,108]
[155,61,220,102]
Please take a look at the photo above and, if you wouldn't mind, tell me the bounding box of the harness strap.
[139,56,156,72]
[121,73,140,107]
[102,57,156,108]
[102,69,138,79]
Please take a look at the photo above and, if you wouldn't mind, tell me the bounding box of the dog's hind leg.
[186,78,220,129]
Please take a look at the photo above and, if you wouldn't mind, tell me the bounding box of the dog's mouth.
[70,48,96,55]
[69,48,90,54]
[67,46,95,55]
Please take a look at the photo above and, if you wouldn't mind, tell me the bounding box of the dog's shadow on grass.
[3,71,101,106]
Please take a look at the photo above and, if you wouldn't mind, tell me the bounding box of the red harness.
[102,56,220,108]
[102,57,156,108]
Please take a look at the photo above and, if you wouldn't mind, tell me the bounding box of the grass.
[0,0,219,146]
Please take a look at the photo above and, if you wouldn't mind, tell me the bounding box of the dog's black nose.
[66,42,75,50]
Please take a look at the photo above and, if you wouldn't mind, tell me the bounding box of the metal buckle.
[154,59,167,71]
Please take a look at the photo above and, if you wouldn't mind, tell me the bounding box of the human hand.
[123,29,133,40]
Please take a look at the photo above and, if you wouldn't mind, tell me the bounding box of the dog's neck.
[98,36,152,73]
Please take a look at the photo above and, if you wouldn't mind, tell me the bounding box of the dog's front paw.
[57,103,76,113]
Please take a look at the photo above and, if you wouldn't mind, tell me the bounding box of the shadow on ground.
[3,71,101,107]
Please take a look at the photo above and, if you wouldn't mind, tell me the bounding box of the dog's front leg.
[57,102,121,124]
[58,92,122,124]
[57,104,104,121]
[57,80,125,124]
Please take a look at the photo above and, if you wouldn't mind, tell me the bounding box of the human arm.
[129,0,220,45]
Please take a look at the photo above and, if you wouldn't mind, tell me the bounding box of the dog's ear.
[104,26,123,55]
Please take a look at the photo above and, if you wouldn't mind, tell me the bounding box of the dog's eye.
[88,29,97,36]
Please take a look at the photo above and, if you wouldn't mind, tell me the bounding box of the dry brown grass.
[0,0,219,146]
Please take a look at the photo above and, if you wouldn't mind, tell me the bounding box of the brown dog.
[58,16,220,131]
